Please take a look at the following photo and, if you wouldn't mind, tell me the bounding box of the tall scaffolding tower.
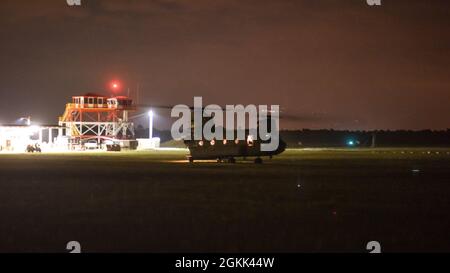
[59,93,135,148]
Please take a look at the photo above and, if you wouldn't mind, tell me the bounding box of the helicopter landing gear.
[254,157,263,164]
[216,157,235,163]
[227,157,236,164]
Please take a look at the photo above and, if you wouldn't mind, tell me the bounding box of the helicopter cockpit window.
[247,135,254,147]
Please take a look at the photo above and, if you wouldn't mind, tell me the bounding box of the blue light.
[347,140,355,146]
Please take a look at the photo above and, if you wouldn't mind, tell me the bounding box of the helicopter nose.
[278,139,287,153]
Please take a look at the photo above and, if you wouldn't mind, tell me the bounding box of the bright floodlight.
[29,125,40,133]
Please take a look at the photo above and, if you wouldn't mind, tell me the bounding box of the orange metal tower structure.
[59,93,135,147]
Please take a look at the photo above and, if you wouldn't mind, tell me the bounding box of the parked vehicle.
[26,144,42,153]
[84,140,98,150]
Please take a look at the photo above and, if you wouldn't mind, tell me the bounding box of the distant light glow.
[109,80,122,93]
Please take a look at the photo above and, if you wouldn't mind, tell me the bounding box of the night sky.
[1,0,449,130]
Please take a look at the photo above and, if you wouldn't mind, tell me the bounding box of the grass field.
[0,148,449,252]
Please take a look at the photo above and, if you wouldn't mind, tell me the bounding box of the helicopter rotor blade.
[135,104,338,123]
[134,104,175,110]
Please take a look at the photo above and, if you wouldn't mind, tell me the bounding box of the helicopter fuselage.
[184,137,286,162]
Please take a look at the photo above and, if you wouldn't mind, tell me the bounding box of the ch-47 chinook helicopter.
[135,104,287,164]
[184,132,287,164]
[184,113,286,164]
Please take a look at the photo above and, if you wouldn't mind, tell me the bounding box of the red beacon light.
[109,81,122,93]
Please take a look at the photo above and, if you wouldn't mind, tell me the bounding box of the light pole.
[148,110,153,139]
